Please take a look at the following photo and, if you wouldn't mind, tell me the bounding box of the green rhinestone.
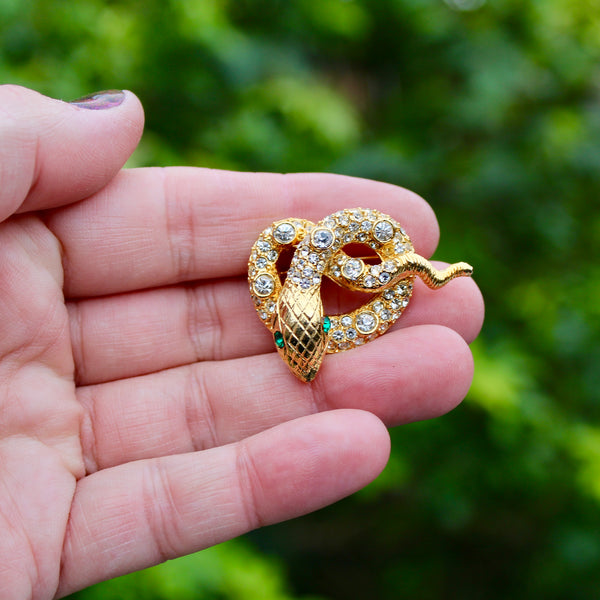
[274,331,284,349]
[323,316,331,333]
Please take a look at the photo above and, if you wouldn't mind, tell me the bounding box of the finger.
[45,168,440,297]
[77,325,472,471]
[68,272,483,385]
[57,409,390,596]
[0,85,143,221]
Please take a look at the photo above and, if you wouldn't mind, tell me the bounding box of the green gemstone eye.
[274,331,284,348]
[322,316,331,333]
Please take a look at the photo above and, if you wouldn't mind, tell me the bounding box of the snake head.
[274,282,326,382]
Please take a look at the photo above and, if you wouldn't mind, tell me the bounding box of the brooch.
[248,208,472,382]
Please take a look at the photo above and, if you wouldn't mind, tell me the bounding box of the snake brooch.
[248,208,472,382]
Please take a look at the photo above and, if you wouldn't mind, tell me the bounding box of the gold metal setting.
[248,208,473,383]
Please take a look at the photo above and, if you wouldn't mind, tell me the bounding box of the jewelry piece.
[248,208,473,382]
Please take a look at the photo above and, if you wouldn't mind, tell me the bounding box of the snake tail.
[397,253,473,289]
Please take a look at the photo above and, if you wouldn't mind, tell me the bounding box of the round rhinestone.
[361,220,372,231]
[341,315,353,327]
[332,330,344,342]
[312,228,335,249]
[253,274,275,297]
[346,328,357,340]
[379,272,391,284]
[372,301,383,313]
[373,220,395,242]
[383,289,395,300]
[342,259,363,280]
[356,311,378,334]
[267,250,278,262]
[308,253,319,264]
[273,222,296,244]
[364,275,376,288]
[383,261,396,272]
[256,257,267,269]
[257,240,271,253]
[349,221,360,232]
[381,309,392,321]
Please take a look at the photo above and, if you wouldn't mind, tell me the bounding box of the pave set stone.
[248,208,415,354]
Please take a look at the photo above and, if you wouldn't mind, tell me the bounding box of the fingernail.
[69,90,125,110]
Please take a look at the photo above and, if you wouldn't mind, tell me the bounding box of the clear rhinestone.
[370,265,381,276]
[381,309,392,321]
[383,261,396,272]
[342,259,363,280]
[364,275,376,288]
[356,311,378,334]
[395,241,408,253]
[341,315,353,327]
[357,233,367,242]
[257,240,271,252]
[361,220,372,231]
[379,272,391,284]
[390,299,400,310]
[338,342,351,350]
[346,328,357,340]
[267,250,278,262]
[308,253,319,264]
[303,267,314,278]
[372,301,383,313]
[383,289,395,300]
[259,311,268,320]
[323,217,336,228]
[354,338,365,346]
[300,279,311,289]
[349,221,360,232]
[373,220,394,242]
[352,210,362,220]
[253,274,275,296]
[312,275,321,285]
[300,247,309,257]
[337,214,349,226]
[266,301,276,313]
[332,266,341,277]
[291,275,301,284]
[312,228,335,249]
[332,330,344,342]
[273,222,296,244]
[256,257,267,269]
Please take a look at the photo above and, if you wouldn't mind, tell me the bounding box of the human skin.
[0,85,484,599]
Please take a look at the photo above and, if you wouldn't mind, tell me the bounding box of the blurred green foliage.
[2,0,600,598]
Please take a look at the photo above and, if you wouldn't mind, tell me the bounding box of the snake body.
[248,208,472,382]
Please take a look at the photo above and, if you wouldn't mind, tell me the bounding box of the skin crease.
[0,85,484,599]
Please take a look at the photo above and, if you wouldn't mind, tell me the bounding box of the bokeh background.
[2,0,600,598]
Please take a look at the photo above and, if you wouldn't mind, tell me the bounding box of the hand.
[0,85,484,599]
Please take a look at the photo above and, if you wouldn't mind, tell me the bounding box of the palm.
[0,87,484,599]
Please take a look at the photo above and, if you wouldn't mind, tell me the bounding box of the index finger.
[45,168,440,298]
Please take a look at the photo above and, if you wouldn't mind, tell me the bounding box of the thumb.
[0,85,144,222]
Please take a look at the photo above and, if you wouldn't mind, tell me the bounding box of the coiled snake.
[248,208,472,382]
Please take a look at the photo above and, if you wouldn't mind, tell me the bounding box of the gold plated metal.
[248,208,473,382]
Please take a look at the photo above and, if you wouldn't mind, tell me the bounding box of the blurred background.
[2,0,600,598]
